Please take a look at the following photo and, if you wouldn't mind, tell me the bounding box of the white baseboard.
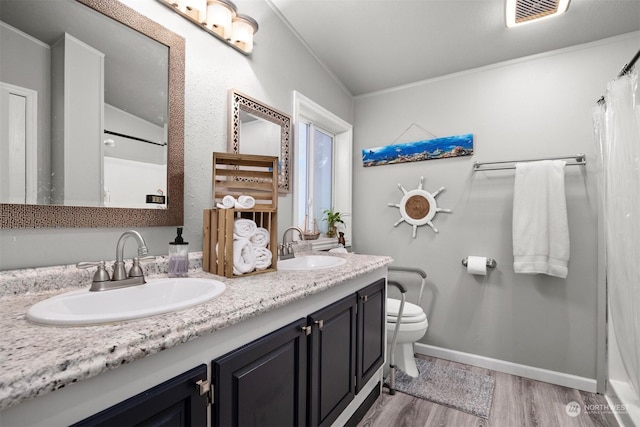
[414,343,597,393]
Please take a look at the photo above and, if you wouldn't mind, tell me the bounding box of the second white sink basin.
[26,278,226,326]
[278,255,347,271]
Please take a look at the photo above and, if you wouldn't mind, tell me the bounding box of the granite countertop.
[0,252,392,411]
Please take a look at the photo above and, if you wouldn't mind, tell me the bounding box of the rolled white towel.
[253,246,272,270]
[250,227,270,248]
[216,195,236,209]
[234,218,257,238]
[232,238,256,275]
[236,195,256,209]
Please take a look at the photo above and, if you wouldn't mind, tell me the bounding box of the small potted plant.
[322,209,344,238]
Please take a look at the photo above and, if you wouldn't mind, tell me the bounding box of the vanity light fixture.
[231,14,259,53]
[505,0,570,27]
[159,0,258,55]
[206,0,237,39]
[174,0,206,21]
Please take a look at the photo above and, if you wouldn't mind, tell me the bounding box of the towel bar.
[473,153,586,171]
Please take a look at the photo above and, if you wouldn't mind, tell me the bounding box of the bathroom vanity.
[0,252,392,426]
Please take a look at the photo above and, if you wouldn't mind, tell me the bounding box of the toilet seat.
[387,298,427,324]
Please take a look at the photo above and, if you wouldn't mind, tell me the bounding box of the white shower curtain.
[593,69,640,395]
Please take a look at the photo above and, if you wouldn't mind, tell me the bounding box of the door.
[0,82,37,204]
[213,318,308,427]
[308,294,357,427]
[356,279,386,393]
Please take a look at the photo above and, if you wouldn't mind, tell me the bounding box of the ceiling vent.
[506,0,570,27]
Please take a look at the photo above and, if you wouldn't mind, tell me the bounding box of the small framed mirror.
[228,90,292,193]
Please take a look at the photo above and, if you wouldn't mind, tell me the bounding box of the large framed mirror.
[228,90,292,193]
[0,0,185,228]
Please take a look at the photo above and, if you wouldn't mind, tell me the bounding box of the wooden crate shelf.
[204,152,279,277]
[212,152,278,210]
[203,208,277,277]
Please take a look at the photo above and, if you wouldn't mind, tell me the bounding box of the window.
[293,92,352,249]
[296,122,334,235]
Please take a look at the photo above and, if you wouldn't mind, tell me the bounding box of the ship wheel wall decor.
[388,176,452,238]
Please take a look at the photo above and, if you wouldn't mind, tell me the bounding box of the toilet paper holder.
[461,257,497,268]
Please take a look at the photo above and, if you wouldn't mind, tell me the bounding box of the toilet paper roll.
[466,256,487,276]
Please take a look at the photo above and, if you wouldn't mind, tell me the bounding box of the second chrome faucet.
[77,230,152,291]
[278,226,303,260]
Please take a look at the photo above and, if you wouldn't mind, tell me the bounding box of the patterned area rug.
[394,358,496,419]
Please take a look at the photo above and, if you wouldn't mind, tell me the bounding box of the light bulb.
[231,14,258,53]
[206,0,237,39]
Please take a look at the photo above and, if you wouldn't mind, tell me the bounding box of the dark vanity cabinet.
[356,278,385,393]
[73,365,208,427]
[308,294,358,427]
[212,280,385,427]
[70,281,385,427]
[212,319,309,427]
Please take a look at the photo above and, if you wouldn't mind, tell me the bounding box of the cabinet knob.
[196,379,211,396]
[314,320,324,330]
[195,379,214,405]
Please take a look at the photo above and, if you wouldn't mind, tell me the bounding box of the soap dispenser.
[169,227,189,277]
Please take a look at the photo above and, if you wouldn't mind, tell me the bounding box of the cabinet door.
[213,318,308,427]
[72,364,208,427]
[308,294,357,427]
[356,278,386,393]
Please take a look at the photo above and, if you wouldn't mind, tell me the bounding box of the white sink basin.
[26,278,226,326]
[278,255,347,271]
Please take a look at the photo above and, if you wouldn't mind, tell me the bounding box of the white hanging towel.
[512,160,570,278]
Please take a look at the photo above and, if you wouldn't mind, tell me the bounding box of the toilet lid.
[386,298,427,324]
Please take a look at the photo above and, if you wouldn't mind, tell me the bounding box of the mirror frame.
[0,0,185,228]
[228,89,292,193]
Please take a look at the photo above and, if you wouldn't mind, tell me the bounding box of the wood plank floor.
[358,355,619,427]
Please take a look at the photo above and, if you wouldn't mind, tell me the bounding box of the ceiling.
[269,0,640,96]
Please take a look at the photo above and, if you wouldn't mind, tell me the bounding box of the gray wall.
[0,0,352,270]
[352,33,640,379]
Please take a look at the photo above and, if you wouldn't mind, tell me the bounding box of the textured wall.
[352,33,640,379]
[0,0,352,270]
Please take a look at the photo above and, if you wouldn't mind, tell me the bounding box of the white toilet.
[386,267,429,378]
[386,298,428,377]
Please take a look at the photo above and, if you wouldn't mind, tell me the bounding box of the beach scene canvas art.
[362,133,474,167]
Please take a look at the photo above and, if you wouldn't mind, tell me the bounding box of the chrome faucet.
[113,230,149,281]
[279,226,303,260]
[77,230,151,291]
[282,226,304,243]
